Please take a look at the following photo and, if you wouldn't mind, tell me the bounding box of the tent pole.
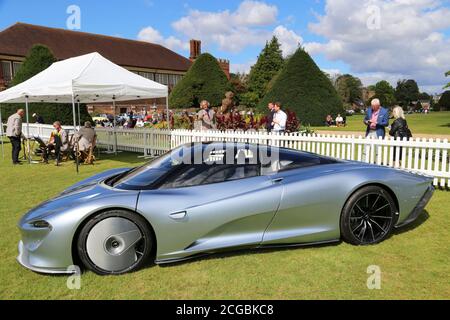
[113,98,117,155]
[166,96,170,130]
[77,100,81,127]
[72,95,79,173]
[0,104,4,159]
[25,96,31,164]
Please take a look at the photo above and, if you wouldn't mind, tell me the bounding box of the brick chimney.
[190,39,201,61]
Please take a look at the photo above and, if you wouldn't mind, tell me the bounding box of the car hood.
[61,168,130,195]
[20,168,131,223]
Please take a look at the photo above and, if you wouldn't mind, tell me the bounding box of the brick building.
[0,23,230,115]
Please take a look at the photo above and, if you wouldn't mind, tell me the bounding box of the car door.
[137,164,283,263]
[261,151,343,246]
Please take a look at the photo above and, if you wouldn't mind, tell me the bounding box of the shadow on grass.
[439,123,450,128]
[159,241,342,269]
[160,211,430,269]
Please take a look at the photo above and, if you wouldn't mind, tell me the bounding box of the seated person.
[42,121,69,165]
[335,114,344,127]
[75,121,97,152]
[325,115,334,127]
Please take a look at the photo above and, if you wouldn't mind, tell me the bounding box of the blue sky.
[0,0,449,93]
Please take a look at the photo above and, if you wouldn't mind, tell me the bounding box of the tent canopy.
[0,52,168,103]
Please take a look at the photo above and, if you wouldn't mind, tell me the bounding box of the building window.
[154,73,162,84]
[168,74,183,86]
[161,73,169,85]
[12,62,22,77]
[169,74,176,86]
[138,71,155,81]
[1,61,12,82]
[154,73,170,85]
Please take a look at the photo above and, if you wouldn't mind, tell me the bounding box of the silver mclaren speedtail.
[17,142,434,275]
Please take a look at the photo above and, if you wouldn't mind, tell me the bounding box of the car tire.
[341,186,398,245]
[77,210,153,275]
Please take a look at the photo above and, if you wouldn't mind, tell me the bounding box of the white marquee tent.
[0,52,169,168]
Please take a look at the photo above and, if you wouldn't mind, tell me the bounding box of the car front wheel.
[77,210,153,275]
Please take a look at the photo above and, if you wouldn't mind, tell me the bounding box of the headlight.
[29,220,52,229]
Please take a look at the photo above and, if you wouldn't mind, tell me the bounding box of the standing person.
[272,102,287,133]
[6,109,24,165]
[266,102,276,132]
[364,99,389,139]
[363,98,389,160]
[389,106,412,167]
[197,100,216,131]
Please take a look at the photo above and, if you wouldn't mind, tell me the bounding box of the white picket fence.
[170,129,450,188]
[6,124,450,188]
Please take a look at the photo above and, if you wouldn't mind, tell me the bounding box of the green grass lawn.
[312,111,450,136]
[0,140,449,300]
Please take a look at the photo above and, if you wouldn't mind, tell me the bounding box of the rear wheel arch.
[71,207,157,271]
[344,183,400,216]
[340,183,399,245]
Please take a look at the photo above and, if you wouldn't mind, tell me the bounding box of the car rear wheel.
[341,186,398,245]
[77,210,153,275]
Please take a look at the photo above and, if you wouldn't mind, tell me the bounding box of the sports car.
[17,142,434,275]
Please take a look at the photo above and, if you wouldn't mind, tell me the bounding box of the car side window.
[262,149,336,175]
[159,164,260,189]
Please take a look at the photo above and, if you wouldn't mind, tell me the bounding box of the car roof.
[175,142,337,165]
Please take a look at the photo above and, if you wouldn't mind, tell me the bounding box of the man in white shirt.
[271,102,287,133]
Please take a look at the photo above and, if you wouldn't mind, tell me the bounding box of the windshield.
[112,149,184,189]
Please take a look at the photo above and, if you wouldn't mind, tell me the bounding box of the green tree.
[395,79,420,106]
[245,36,284,107]
[3,44,91,125]
[373,80,396,107]
[334,74,363,106]
[418,92,431,100]
[11,44,56,86]
[438,91,450,111]
[169,53,232,108]
[259,47,343,126]
[229,72,248,106]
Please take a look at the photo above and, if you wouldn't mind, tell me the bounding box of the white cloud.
[137,1,302,58]
[273,26,302,56]
[231,60,257,74]
[170,0,300,55]
[171,1,278,53]
[305,0,450,92]
[234,0,278,26]
[137,26,189,51]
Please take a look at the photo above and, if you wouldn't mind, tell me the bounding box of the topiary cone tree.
[169,53,232,108]
[3,44,92,125]
[259,47,344,126]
